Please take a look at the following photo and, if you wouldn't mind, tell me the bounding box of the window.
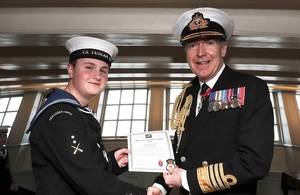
[296,93,300,112]
[101,89,150,137]
[270,92,280,142]
[163,87,182,136]
[0,96,23,136]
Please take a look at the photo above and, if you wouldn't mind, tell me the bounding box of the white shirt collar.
[199,63,225,89]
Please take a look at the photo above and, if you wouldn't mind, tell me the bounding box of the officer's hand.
[146,186,162,195]
[163,166,183,188]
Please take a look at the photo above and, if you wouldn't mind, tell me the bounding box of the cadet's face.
[185,39,227,83]
[0,133,7,146]
[67,58,109,102]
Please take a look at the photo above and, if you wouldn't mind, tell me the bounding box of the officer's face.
[185,39,227,83]
[67,58,109,102]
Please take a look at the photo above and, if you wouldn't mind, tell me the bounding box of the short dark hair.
[69,60,77,67]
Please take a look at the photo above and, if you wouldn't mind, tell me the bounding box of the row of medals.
[206,88,244,112]
[207,95,240,112]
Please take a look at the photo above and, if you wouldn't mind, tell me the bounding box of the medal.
[220,102,226,110]
[207,91,215,112]
[213,90,221,112]
[230,87,239,108]
[208,102,213,112]
[220,90,227,110]
[238,87,245,107]
[226,101,231,109]
[231,99,239,108]
[213,102,220,111]
[226,88,233,109]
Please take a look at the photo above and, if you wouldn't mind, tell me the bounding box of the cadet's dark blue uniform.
[28,89,146,195]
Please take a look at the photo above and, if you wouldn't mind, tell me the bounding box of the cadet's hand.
[163,166,183,188]
[146,186,162,195]
[114,148,130,168]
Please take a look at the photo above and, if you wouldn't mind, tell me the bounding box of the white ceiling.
[0,0,300,96]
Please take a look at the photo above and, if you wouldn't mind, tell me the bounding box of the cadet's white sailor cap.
[0,126,9,133]
[172,7,234,44]
[65,36,118,67]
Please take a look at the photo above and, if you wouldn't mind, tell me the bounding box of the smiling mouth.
[89,82,100,86]
[197,60,210,65]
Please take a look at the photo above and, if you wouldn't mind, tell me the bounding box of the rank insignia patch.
[71,135,83,155]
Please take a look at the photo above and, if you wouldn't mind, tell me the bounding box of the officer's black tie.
[197,83,211,113]
[201,83,209,96]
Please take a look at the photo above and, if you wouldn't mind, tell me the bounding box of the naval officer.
[147,7,274,195]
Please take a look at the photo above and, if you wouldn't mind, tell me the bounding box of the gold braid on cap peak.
[197,163,237,193]
[170,83,193,153]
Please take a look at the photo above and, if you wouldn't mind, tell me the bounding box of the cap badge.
[189,12,209,31]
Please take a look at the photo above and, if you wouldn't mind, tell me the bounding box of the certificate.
[128,130,174,173]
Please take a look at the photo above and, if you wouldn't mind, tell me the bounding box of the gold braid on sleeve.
[170,83,193,153]
[196,163,237,193]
